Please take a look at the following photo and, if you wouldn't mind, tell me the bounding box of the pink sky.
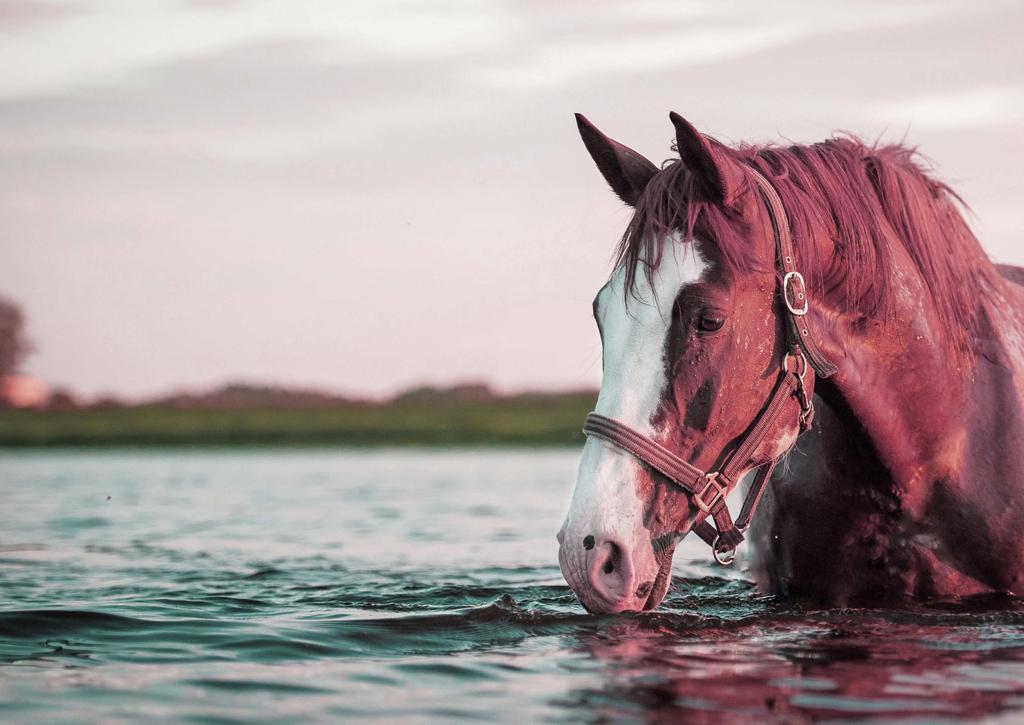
[2,0,1023,399]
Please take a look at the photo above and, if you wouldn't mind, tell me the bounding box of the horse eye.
[698,312,725,332]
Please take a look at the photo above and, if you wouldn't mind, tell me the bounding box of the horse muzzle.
[557,523,663,613]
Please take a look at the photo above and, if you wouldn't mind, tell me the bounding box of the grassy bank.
[0,393,597,447]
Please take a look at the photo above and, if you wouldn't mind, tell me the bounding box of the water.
[3,449,1024,723]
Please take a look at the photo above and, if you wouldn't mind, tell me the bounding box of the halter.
[582,169,838,565]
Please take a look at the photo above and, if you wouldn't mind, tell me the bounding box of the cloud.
[870,86,1024,131]
[3,0,1024,397]
[0,35,482,165]
[465,1,943,91]
[0,0,74,30]
[0,0,517,99]
[469,24,806,91]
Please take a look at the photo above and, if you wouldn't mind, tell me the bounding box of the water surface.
[2,449,1024,722]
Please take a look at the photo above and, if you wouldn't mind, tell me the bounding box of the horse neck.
[814,245,1024,510]
[810,265,1024,593]
[812,249,976,506]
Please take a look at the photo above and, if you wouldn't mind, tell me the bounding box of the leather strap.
[584,368,802,558]
[735,459,776,531]
[583,413,707,496]
[748,169,838,379]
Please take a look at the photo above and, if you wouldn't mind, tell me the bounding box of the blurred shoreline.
[0,382,597,448]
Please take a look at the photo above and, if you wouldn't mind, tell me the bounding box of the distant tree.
[48,388,78,410]
[0,296,30,378]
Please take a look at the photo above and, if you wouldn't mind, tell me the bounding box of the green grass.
[0,393,597,447]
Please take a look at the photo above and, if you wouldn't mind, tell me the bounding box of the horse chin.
[642,546,677,610]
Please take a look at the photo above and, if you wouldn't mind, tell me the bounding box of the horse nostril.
[583,534,595,550]
[589,539,634,605]
[636,580,653,598]
[601,542,621,575]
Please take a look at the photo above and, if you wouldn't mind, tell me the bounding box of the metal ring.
[784,351,808,381]
[711,536,737,566]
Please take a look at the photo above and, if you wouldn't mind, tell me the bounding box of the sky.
[2,0,1023,400]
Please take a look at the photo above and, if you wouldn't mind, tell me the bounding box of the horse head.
[558,114,827,613]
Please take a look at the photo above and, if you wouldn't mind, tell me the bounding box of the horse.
[557,112,1024,613]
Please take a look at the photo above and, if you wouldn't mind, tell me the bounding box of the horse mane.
[617,135,999,363]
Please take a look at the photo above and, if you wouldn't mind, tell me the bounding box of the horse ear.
[669,112,743,206]
[575,113,658,207]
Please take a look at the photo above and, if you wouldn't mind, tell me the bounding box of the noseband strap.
[581,168,837,565]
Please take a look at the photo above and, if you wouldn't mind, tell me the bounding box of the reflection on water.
[1,449,1024,722]
[565,591,1024,721]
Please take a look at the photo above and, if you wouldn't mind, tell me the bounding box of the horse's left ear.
[575,113,659,207]
[669,112,744,206]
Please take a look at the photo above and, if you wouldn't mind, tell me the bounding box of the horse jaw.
[559,240,708,613]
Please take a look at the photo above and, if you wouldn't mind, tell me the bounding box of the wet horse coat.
[558,113,1024,612]
[754,261,1024,605]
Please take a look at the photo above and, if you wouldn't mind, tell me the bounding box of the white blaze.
[593,241,707,434]
[560,239,708,570]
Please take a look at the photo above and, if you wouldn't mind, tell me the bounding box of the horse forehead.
[596,244,706,330]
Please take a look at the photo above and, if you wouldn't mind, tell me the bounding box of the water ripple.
[4,449,1024,721]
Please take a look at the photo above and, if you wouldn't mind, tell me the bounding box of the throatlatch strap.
[735,460,776,531]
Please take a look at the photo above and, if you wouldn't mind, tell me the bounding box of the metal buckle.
[694,472,726,514]
[782,271,809,316]
[711,536,737,566]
